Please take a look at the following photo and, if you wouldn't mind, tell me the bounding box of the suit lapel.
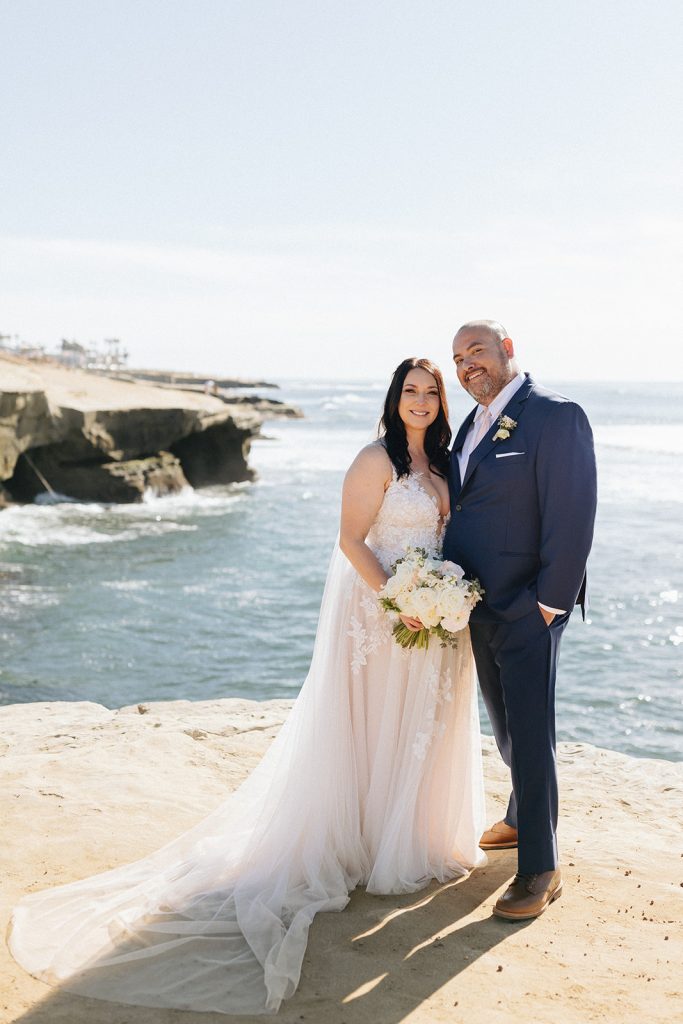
[450,407,477,491]
[460,422,498,491]
[460,374,535,492]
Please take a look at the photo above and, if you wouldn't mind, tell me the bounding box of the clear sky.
[2,0,681,381]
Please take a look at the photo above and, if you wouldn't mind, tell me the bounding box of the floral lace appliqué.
[412,666,455,760]
[348,590,393,676]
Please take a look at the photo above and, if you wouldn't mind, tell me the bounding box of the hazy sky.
[2,0,681,381]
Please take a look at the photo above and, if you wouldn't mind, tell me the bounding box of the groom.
[443,320,597,920]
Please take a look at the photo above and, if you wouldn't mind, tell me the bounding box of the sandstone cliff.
[0,355,297,504]
[0,698,680,1024]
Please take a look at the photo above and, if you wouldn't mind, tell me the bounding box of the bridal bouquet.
[378,547,484,650]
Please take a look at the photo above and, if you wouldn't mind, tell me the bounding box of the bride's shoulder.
[344,441,393,488]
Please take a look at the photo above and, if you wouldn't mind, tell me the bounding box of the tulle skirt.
[9,545,486,1014]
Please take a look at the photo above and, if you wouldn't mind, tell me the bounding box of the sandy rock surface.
[1,698,681,1024]
[0,356,230,413]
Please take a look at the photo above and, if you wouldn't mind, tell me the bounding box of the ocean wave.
[0,485,246,549]
[0,585,60,619]
[283,380,384,393]
[138,485,248,512]
[319,393,366,410]
[0,507,198,548]
[101,580,151,591]
[594,424,683,455]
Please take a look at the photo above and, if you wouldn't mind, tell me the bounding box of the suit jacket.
[443,373,598,623]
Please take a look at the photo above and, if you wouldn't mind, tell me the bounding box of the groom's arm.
[535,401,598,613]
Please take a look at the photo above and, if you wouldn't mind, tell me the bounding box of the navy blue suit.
[443,373,597,873]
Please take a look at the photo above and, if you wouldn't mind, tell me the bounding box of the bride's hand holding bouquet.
[378,547,483,649]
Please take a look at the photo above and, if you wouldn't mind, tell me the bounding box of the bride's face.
[398,368,441,430]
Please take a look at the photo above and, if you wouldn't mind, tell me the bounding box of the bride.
[9,357,487,1015]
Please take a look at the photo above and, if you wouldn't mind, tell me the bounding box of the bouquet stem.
[392,622,430,649]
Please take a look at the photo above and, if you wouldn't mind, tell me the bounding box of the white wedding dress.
[9,469,487,1015]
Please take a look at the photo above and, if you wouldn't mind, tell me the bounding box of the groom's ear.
[502,337,515,358]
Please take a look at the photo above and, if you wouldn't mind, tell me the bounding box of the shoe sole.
[479,840,518,850]
[492,882,563,921]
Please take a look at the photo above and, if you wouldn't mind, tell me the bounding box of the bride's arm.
[339,444,392,593]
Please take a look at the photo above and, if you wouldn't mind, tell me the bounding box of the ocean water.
[0,379,681,763]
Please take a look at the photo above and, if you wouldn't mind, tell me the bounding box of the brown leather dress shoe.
[493,868,563,920]
[479,820,518,850]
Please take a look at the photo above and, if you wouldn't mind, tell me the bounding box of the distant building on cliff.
[57,337,129,371]
[0,333,46,360]
[0,333,129,371]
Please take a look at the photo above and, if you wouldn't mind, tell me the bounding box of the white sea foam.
[0,485,245,549]
[1,586,59,607]
[251,427,370,474]
[0,509,137,547]
[0,585,60,619]
[594,424,683,455]
[0,506,197,548]
[319,393,365,409]
[284,380,384,392]
[139,486,246,512]
[182,583,208,595]
[101,580,151,591]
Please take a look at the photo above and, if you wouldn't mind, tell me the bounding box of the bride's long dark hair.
[379,358,451,479]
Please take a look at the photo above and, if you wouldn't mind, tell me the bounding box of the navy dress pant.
[470,605,570,875]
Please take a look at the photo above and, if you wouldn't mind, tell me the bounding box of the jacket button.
[455,504,462,511]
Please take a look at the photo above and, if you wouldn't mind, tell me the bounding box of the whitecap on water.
[136,486,247,518]
[319,393,365,409]
[101,580,151,591]
[0,485,246,549]
[594,423,683,456]
[0,505,197,548]
[0,585,60,619]
[0,508,136,547]
[285,380,383,392]
[181,583,208,595]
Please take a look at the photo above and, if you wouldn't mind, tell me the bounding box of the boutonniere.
[492,414,517,441]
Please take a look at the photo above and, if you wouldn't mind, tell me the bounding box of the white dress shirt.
[456,370,565,617]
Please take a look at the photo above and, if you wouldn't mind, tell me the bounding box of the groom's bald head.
[455,319,509,344]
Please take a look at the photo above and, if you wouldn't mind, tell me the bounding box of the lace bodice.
[367,471,449,571]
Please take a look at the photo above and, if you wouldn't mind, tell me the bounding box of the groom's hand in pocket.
[538,604,556,626]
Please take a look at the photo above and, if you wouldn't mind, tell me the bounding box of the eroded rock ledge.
[0,354,301,504]
[1,697,681,1024]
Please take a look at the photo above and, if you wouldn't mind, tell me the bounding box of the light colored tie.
[471,408,493,451]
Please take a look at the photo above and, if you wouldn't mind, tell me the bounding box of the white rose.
[440,560,465,579]
[441,610,470,633]
[381,573,404,601]
[401,587,441,628]
[395,560,419,585]
[436,586,467,620]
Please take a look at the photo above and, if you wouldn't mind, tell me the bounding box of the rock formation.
[0,354,299,504]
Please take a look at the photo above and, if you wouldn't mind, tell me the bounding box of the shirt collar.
[475,370,526,423]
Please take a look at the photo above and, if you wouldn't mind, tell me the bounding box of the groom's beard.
[464,366,515,404]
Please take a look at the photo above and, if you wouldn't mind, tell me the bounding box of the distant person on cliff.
[9,358,487,1014]
[444,319,597,920]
